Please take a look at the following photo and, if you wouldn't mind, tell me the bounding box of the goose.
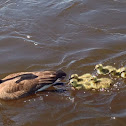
[0,70,66,100]
[95,64,116,75]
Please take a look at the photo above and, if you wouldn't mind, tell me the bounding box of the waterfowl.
[69,73,113,90]
[0,70,66,100]
[110,67,126,77]
[95,64,116,75]
[91,78,113,89]
[70,73,93,80]
[69,73,94,90]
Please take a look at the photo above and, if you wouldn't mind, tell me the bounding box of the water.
[0,0,126,125]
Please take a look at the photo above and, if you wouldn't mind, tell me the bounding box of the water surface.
[0,0,126,126]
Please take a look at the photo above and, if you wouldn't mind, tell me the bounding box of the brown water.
[0,0,126,125]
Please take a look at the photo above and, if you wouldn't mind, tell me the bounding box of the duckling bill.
[0,70,66,100]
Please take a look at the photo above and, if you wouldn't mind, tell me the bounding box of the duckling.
[69,74,113,90]
[70,73,96,83]
[70,74,79,80]
[82,76,112,90]
[0,70,66,100]
[110,67,126,77]
[95,64,116,75]
[79,73,93,79]
[91,78,113,89]
[69,77,91,90]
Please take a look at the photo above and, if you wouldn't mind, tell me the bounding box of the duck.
[95,64,116,75]
[0,70,66,100]
[69,73,113,90]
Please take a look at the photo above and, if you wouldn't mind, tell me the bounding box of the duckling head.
[119,67,126,72]
[95,64,103,70]
[69,78,78,87]
[121,71,126,78]
[90,75,98,83]
[110,69,117,76]
[70,74,79,80]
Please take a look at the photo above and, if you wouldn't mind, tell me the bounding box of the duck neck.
[0,79,3,84]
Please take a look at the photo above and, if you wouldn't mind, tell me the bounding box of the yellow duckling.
[69,74,113,90]
[91,78,113,89]
[95,64,116,75]
[69,73,97,90]
[69,77,93,90]
[110,67,126,77]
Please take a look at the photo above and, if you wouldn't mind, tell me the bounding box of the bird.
[69,73,113,90]
[70,73,94,80]
[90,78,113,89]
[95,64,116,75]
[110,67,126,77]
[0,70,66,100]
[69,73,93,90]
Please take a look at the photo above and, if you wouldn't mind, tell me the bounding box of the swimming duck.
[95,64,116,75]
[69,73,113,90]
[0,70,66,100]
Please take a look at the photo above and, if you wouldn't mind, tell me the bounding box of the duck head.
[56,70,67,80]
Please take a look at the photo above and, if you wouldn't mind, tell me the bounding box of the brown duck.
[0,70,66,100]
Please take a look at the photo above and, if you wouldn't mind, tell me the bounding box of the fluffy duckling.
[69,77,91,90]
[69,73,95,90]
[91,78,113,89]
[95,64,116,75]
[69,74,113,90]
[70,73,94,80]
[0,70,66,100]
[110,67,126,77]
[69,73,96,83]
